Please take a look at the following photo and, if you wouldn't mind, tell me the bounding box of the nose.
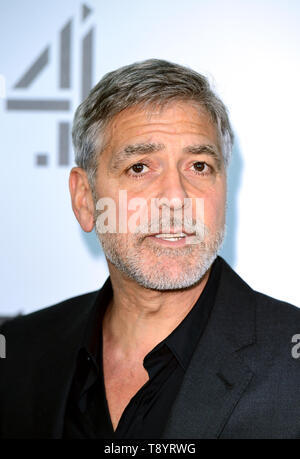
[154,168,188,211]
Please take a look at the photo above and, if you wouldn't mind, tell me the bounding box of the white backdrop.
[0,0,299,315]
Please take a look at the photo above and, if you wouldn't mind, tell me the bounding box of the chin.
[129,260,211,291]
[133,273,203,291]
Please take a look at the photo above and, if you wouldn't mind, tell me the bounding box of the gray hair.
[72,58,234,186]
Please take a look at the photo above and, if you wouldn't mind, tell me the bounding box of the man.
[1,59,300,439]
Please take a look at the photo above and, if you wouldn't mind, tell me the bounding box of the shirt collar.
[80,256,222,372]
[162,256,222,370]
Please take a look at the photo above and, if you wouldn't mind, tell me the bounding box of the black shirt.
[63,256,222,439]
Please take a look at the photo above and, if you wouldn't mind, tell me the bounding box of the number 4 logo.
[5,3,95,167]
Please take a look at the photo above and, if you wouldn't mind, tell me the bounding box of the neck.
[102,262,211,361]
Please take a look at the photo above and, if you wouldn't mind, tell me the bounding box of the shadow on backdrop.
[219,137,243,268]
[80,137,243,267]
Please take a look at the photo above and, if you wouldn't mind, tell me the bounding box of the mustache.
[133,215,209,238]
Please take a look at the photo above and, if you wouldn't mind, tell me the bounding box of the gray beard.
[95,225,225,291]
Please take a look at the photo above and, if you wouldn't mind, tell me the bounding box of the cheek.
[202,188,226,229]
[115,191,150,234]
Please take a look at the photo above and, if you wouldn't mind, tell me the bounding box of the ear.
[69,167,95,232]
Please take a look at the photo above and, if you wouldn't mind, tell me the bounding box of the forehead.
[103,101,221,153]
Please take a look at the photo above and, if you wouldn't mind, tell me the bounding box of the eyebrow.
[182,144,222,170]
[109,143,165,170]
[109,142,222,171]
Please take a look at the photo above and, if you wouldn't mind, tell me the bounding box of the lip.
[146,232,196,247]
[150,229,195,237]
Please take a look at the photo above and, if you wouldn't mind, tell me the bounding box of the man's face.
[94,101,227,290]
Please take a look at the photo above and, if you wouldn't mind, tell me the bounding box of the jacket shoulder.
[220,256,300,323]
[217,256,300,345]
[254,289,300,326]
[0,290,99,346]
[252,290,300,353]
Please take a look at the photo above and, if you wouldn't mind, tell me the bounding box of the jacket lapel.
[162,257,257,439]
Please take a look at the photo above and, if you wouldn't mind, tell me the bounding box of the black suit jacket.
[1,256,300,439]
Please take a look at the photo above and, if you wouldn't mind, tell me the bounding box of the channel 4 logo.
[5,3,95,167]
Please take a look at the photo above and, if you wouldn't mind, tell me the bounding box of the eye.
[191,161,211,175]
[127,162,149,177]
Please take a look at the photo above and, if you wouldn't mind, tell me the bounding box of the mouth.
[146,231,196,247]
[153,233,188,241]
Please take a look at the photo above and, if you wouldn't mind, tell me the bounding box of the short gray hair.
[72,58,234,185]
